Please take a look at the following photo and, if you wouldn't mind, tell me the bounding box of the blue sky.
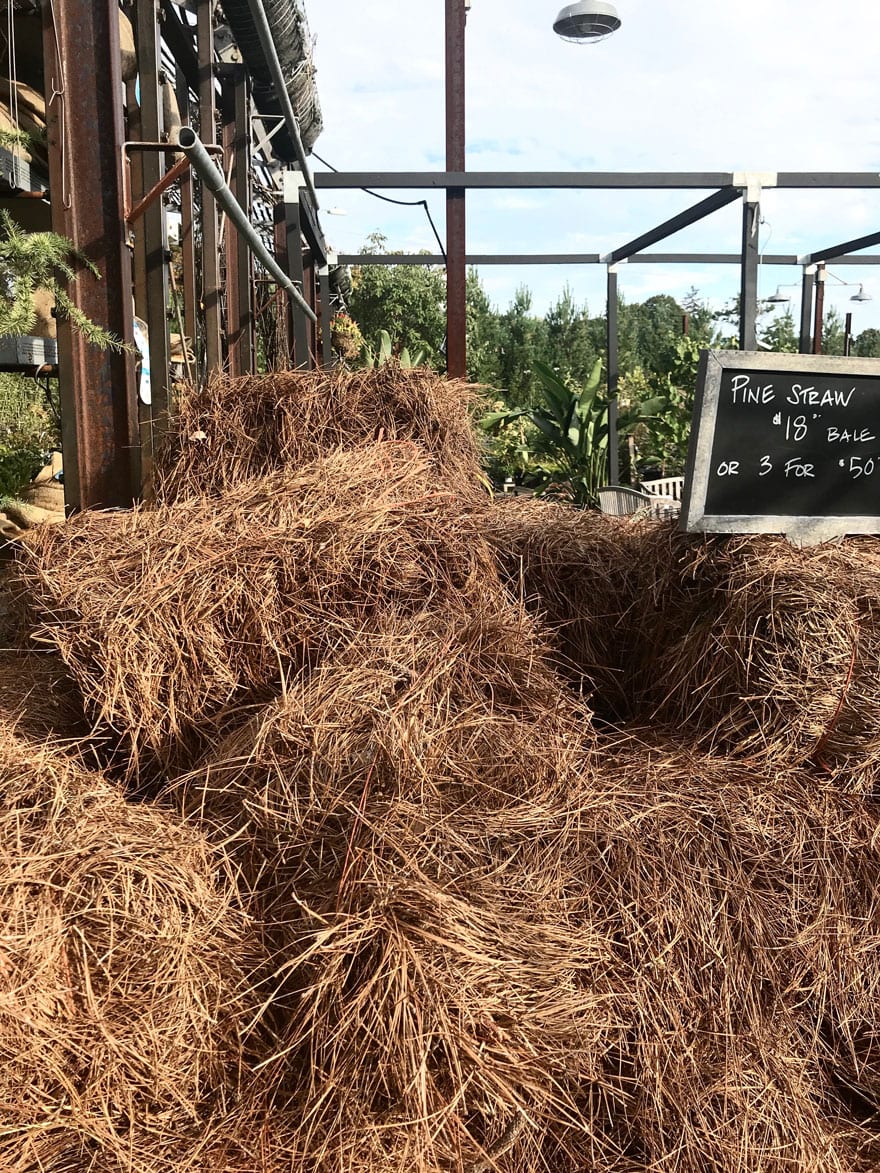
[307,0,880,332]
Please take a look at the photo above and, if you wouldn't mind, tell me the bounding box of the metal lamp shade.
[766,286,791,304]
[851,284,872,302]
[553,1,622,42]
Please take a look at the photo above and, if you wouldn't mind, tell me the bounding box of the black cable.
[313,150,447,261]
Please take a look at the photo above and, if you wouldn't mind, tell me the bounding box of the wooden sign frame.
[681,350,880,545]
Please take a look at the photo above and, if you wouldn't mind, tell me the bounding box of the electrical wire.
[312,149,446,260]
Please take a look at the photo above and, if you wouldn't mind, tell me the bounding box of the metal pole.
[799,265,814,353]
[178,128,316,322]
[42,0,138,509]
[221,64,255,375]
[844,311,853,356]
[319,263,334,367]
[198,0,223,373]
[134,0,170,484]
[607,266,619,484]
[445,0,467,379]
[812,264,825,354]
[739,197,760,349]
[244,0,319,210]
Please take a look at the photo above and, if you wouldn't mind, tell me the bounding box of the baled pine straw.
[0,649,86,742]
[481,496,657,720]
[486,497,880,790]
[153,365,487,503]
[555,733,880,1171]
[0,731,267,1171]
[16,442,504,780]
[166,604,603,1173]
[643,533,880,787]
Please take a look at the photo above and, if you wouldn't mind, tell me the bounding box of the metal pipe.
[243,0,319,210]
[178,127,317,323]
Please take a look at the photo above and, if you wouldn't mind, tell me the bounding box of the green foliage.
[482,359,662,506]
[360,328,425,370]
[348,234,446,369]
[853,327,880,358]
[0,373,57,498]
[760,307,798,352]
[0,211,127,350]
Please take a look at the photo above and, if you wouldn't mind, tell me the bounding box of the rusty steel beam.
[42,0,138,509]
[444,0,466,379]
[198,0,222,373]
[220,64,254,375]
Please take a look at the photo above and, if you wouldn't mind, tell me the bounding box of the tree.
[465,268,502,385]
[853,327,880,358]
[544,286,597,386]
[497,286,548,407]
[347,234,446,369]
[820,306,845,356]
[760,308,798,352]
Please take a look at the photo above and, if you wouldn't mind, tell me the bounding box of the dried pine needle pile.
[152,365,486,503]
[6,366,880,1170]
[0,729,268,1172]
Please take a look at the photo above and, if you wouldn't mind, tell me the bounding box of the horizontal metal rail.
[178,127,316,322]
[338,252,880,267]
[316,171,880,191]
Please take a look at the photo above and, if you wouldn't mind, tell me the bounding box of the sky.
[306,0,880,334]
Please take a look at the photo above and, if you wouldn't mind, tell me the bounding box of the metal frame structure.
[24,0,329,511]
[310,168,880,480]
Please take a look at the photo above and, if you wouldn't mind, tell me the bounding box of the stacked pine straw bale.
[10,365,880,1170]
[485,497,880,793]
[152,364,487,503]
[0,728,268,1172]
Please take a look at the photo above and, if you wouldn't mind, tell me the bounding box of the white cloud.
[307,0,880,326]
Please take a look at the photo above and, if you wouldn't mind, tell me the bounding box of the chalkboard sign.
[681,351,880,544]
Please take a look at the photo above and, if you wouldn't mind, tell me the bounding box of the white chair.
[640,476,685,502]
[598,484,678,520]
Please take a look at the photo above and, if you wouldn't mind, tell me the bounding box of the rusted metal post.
[220,64,254,375]
[445,0,466,378]
[273,201,291,365]
[175,62,199,362]
[844,311,853,356]
[812,264,826,354]
[198,0,223,373]
[283,177,311,367]
[42,0,138,509]
[134,0,170,482]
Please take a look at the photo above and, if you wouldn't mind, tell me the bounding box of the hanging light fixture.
[766,285,792,304]
[850,284,872,302]
[553,0,621,43]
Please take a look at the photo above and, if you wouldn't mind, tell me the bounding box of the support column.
[283,176,311,368]
[134,0,170,487]
[739,196,760,350]
[198,0,222,373]
[812,264,826,355]
[176,62,198,363]
[445,0,466,378]
[220,64,254,376]
[606,266,619,485]
[798,265,815,354]
[42,0,138,509]
[319,257,334,368]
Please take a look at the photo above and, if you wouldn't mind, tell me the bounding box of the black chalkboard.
[681,351,880,543]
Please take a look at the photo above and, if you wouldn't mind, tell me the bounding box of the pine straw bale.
[165,605,604,1173]
[0,732,267,1170]
[481,497,685,721]
[15,442,503,780]
[153,365,487,503]
[485,498,880,789]
[0,649,86,742]
[644,534,880,788]
[554,733,880,1171]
